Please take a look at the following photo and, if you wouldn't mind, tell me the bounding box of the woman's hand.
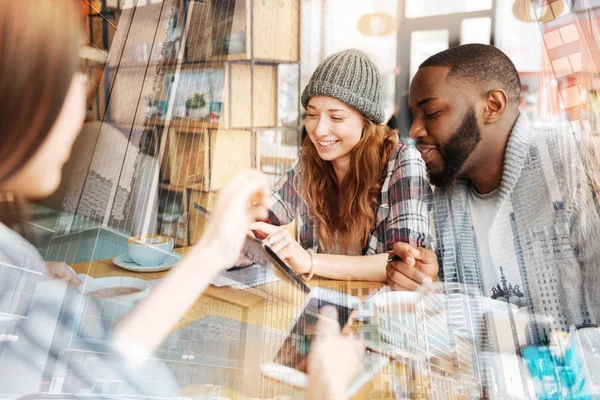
[193,170,270,270]
[45,261,82,287]
[114,170,270,353]
[250,221,312,274]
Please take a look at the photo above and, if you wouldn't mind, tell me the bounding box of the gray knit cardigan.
[432,113,600,345]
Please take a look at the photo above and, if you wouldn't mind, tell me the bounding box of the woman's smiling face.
[305,96,365,164]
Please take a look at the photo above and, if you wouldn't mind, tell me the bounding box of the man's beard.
[428,106,481,192]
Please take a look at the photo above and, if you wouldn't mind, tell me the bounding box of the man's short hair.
[420,44,521,105]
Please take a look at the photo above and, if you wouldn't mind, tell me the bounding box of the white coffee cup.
[127,235,174,266]
[79,275,150,325]
[82,276,149,303]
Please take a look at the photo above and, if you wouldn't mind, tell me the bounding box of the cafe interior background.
[13,0,600,398]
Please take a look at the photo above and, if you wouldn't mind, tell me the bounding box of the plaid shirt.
[265,143,432,255]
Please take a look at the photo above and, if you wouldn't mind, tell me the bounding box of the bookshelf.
[152,0,300,247]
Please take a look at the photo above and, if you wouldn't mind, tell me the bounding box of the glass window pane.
[278,64,299,127]
[321,0,398,120]
[461,17,492,45]
[494,0,541,72]
[572,0,600,11]
[410,30,449,81]
[405,0,492,19]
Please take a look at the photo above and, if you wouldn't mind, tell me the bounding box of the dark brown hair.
[298,119,398,253]
[0,1,81,233]
[420,44,521,105]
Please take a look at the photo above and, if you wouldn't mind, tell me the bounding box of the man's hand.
[386,242,438,291]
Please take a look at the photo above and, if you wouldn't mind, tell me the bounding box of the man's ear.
[482,89,508,124]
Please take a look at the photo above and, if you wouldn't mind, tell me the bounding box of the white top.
[467,186,500,296]
[0,222,177,397]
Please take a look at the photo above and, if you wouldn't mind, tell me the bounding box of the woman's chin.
[30,174,61,199]
[316,148,342,161]
[317,153,336,161]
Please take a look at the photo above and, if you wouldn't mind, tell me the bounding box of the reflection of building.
[157,315,245,389]
[357,292,427,399]
[48,0,172,263]
[421,292,464,399]
[510,145,571,343]
[485,306,531,399]
[505,139,593,343]
[50,295,248,396]
[432,128,600,398]
[355,288,482,400]
[434,199,490,398]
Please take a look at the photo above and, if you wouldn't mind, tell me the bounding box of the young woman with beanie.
[252,49,432,283]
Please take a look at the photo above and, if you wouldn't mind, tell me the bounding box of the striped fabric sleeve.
[264,159,301,227]
[385,145,432,250]
[0,279,179,397]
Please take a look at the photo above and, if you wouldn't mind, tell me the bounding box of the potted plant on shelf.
[185,93,209,120]
[146,98,161,118]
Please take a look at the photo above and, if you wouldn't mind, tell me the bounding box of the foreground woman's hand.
[307,306,364,400]
[193,170,270,269]
[45,261,82,287]
[114,170,271,352]
[250,221,311,274]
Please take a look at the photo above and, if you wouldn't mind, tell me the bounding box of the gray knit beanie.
[301,49,384,123]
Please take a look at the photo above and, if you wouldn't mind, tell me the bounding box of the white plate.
[112,252,182,272]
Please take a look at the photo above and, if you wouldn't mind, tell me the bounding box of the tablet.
[192,203,303,286]
[240,235,311,293]
[261,286,389,396]
[237,236,390,395]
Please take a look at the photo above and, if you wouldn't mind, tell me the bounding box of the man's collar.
[497,112,535,202]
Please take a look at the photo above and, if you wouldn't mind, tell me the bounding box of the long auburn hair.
[0,1,81,236]
[298,118,398,253]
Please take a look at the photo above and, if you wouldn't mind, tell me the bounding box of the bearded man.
[387,44,600,347]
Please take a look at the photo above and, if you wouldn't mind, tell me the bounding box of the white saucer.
[112,252,182,272]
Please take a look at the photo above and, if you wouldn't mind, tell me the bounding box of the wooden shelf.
[111,119,224,133]
[117,58,300,71]
[174,237,187,248]
[184,0,298,63]
[115,59,223,70]
[159,183,187,193]
[205,53,249,62]
[186,183,216,192]
[152,119,222,133]
[159,183,220,193]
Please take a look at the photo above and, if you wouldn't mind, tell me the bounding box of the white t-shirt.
[468,186,526,307]
[468,187,499,292]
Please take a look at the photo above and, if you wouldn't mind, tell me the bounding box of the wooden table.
[71,248,391,399]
